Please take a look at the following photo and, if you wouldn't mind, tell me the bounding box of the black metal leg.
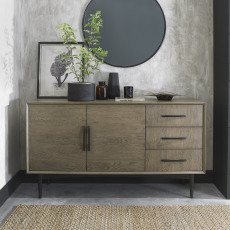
[38,174,43,198]
[190,174,194,198]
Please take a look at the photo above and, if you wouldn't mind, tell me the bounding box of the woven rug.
[1,205,230,230]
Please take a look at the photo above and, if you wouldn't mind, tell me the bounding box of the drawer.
[146,105,203,127]
[146,127,203,149]
[146,150,203,172]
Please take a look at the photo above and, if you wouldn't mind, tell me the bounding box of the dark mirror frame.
[82,0,166,68]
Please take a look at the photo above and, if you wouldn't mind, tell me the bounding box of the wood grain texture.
[146,150,203,172]
[28,105,86,172]
[146,127,203,150]
[146,105,203,127]
[87,105,145,172]
[26,101,206,175]
[26,171,204,175]
[27,98,206,105]
[203,103,206,172]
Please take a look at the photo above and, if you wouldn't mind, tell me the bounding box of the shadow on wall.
[5,98,20,184]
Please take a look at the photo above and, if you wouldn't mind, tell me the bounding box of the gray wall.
[0,0,20,189]
[19,0,213,170]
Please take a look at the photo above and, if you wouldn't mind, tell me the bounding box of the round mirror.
[83,0,166,67]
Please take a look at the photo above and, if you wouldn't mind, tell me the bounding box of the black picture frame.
[37,42,85,99]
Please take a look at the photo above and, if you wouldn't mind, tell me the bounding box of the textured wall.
[0,0,20,189]
[19,0,213,169]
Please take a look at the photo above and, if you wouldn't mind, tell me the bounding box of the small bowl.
[145,92,180,101]
[155,94,174,101]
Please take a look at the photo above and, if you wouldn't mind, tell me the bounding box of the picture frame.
[37,42,84,99]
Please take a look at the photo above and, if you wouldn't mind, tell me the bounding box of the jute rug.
[1,204,230,230]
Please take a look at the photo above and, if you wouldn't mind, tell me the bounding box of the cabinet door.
[27,105,86,172]
[87,105,145,172]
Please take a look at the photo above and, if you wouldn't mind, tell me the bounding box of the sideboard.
[26,98,206,198]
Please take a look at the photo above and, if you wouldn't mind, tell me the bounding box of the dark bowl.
[155,94,174,101]
[145,91,180,101]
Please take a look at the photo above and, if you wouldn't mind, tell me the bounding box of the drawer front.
[146,127,203,149]
[146,105,203,127]
[146,150,203,172]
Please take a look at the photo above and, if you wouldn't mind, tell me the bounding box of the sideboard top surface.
[27,98,206,105]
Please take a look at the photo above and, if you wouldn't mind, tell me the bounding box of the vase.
[68,82,95,101]
[108,73,120,99]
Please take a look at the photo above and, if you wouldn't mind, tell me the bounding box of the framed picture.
[37,42,84,98]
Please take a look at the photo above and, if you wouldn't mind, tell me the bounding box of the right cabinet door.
[87,105,145,172]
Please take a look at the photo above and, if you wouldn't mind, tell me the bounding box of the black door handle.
[87,126,90,151]
[83,126,86,151]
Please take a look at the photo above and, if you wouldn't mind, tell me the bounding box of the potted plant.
[57,11,108,101]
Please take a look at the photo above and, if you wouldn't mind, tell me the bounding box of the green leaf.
[56,11,107,81]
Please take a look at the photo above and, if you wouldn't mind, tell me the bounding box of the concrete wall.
[19,0,213,169]
[0,0,20,190]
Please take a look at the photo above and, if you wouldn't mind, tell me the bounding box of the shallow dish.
[145,91,180,101]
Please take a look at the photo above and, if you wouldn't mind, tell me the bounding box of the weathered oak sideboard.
[26,98,206,198]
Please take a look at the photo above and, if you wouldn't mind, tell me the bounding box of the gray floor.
[0,183,229,226]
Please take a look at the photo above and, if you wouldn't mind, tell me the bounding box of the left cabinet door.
[27,104,86,173]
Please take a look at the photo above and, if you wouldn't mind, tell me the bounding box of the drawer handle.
[161,159,187,162]
[161,137,187,140]
[83,126,86,151]
[161,115,186,118]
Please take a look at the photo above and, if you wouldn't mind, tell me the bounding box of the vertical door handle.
[83,126,86,151]
[87,126,90,151]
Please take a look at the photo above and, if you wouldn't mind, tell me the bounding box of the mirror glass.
[83,0,166,67]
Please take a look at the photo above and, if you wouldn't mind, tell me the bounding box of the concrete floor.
[0,183,229,227]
